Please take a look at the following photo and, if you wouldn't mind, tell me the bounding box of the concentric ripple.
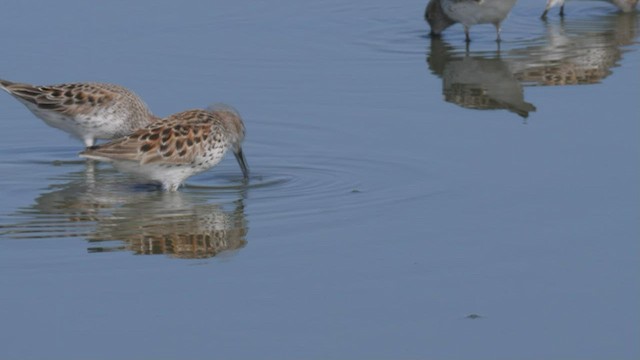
[0,120,440,244]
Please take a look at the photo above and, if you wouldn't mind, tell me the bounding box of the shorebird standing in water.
[541,0,639,18]
[425,0,518,42]
[0,79,157,147]
[80,106,249,191]
[425,0,457,37]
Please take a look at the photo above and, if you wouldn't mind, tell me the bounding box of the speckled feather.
[0,79,156,146]
[80,107,249,191]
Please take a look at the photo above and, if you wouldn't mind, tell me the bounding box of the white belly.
[23,101,131,141]
[443,0,517,26]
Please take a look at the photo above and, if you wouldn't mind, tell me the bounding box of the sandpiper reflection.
[426,12,638,117]
[428,37,536,118]
[0,163,248,259]
[511,12,638,87]
[88,196,247,259]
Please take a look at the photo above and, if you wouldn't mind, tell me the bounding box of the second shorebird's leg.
[559,4,565,17]
[464,26,471,42]
[541,0,553,18]
[83,136,95,148]
[494,22,502,42]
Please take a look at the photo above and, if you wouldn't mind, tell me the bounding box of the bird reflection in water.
[426,11,638,118]
[511,12,637,87]
[427,37,536,118]
[0,163,248,259]
[88,196,247,259]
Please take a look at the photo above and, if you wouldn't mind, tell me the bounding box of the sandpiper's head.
[425,0,456,36]
[209,104,250,179]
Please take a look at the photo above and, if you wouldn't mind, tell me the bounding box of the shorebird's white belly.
[22,101,128,141]
[112,162,202,189]
[443,0,517,26]
[108,144,229,190]
[23,103,84,139]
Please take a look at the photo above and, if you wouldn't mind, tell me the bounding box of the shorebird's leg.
[84,159,97,185]
[541,0,553,19]
[83,137,95,148]
[494,23,502,42]
[559,4,565,17]
[464,26,471,42]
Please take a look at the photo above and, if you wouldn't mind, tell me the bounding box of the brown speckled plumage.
[0,79,157,147]
[80,106,249,191]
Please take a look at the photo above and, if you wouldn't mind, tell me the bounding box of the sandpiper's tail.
[0,79,44,105]
[0,78,15,91]
[79,146,116,162]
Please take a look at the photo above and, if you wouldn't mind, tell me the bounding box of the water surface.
[0,0,638,359]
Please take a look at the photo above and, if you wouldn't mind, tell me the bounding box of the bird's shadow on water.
[0,162,250,259]
[425,11,639,119]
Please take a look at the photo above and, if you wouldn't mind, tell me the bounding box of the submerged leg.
[164,182,181,192]
[541,0,553,18]
[83,159,98,188]
[541,8,549,18]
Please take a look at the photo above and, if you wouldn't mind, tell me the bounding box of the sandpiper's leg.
[164,182,180,192]
[464,26,470,42]
[541,0,553,18]
[494,23,502,42]
[84,159,97,185]
[559,4,565,17]
[83,137,95,148]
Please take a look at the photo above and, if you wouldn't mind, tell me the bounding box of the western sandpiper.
[425,0,518,42]
[425,0,457,36]
[0,79,157,147]
[79,106,249,191]
[542,0,638,18]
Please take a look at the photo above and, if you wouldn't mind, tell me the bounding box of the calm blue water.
[0,0,638,359]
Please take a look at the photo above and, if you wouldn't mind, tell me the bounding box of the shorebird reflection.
[426,11,638,117]
[88,196,247,259]
[0,163,248,259]
[427,37,536,119]
[510,12,638,87]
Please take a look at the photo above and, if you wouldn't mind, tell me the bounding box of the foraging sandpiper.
[0,79,157,147]
[80,106,249,191]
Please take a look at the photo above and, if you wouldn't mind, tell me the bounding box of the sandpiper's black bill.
[234,148,250,179]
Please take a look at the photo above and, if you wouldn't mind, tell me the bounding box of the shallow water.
[0,0,638,359]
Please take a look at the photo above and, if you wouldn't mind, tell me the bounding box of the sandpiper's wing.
[80,110,220,165]
[0,79,121,116]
